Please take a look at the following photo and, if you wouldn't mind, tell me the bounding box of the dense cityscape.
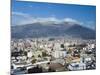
[11,1,96,75]
[11,37,96,74]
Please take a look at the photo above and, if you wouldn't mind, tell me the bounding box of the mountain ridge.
[11,22,96,39]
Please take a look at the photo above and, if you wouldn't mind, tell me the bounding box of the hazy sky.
[12,0,96,29]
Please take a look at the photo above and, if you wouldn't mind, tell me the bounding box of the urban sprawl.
[11,38,96,74]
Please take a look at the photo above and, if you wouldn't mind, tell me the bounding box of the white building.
[52,50,67,58]
[68,62,86,71]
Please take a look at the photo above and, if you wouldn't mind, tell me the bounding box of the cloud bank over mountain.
[12,12,82,25]
[12,12,95,30]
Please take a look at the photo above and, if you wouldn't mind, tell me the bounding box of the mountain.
[11,22,96,39]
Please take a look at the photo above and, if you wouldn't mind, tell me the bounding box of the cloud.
[32,17,82,25]
[63,18,83,25]
[12,12,34,25]
[11,12,95,30]
[35,17,61,24]
[84,21,96,30]
[12,12,32,19]
[12,12,83,26]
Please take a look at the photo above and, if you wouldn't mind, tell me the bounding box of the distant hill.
[11,22,96,39]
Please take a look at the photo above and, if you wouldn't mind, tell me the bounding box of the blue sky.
[12,0,96,29]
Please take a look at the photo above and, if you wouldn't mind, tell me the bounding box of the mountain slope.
[11,23,96,39]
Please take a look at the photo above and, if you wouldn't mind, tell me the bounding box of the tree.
[61,44,64,48]
[38,54,41,58]
[31,59,37,64]
[42,52,47,57]
[24,51,27,56]
[32,55,34,58]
